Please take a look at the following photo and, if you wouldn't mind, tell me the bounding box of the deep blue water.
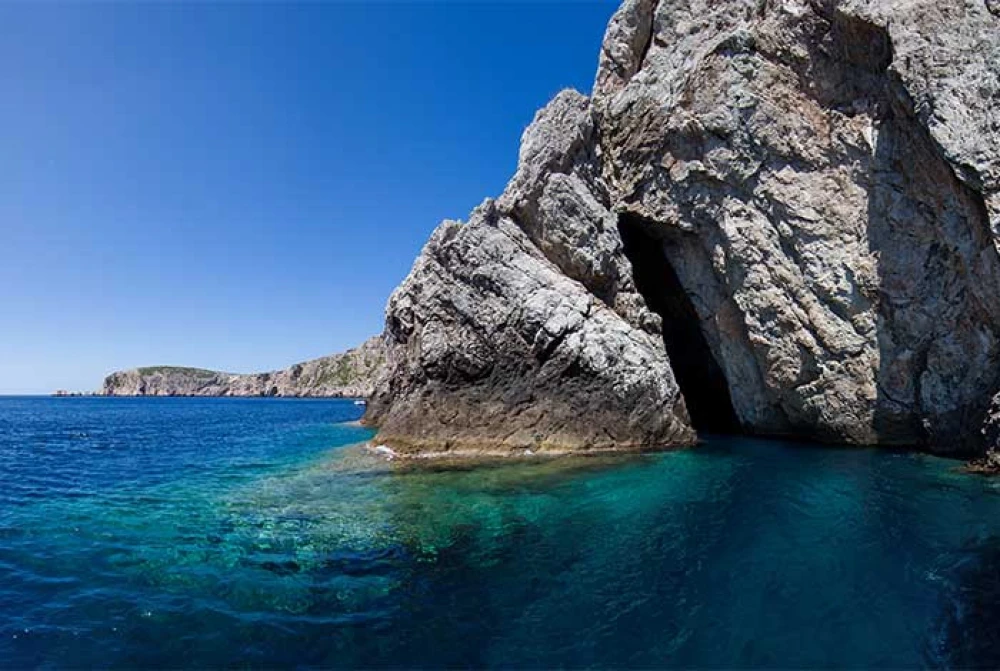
[2,397,1000,668]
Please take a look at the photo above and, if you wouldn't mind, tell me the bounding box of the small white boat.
[354,399,367,406]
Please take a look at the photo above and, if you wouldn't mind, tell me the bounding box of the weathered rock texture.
[366,0,1000,457]
[103,336,384,398]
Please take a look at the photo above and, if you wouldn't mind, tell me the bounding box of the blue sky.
[0,1,617,394]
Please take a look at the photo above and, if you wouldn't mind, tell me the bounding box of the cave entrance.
[618,214,741,434]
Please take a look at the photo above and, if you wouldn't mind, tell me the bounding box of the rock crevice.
[618,212,741,434]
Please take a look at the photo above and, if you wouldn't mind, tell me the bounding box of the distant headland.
[100,336,384,399]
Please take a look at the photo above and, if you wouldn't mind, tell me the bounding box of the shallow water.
[2,397,1000,668]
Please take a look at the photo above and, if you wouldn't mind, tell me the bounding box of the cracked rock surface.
[366,0,1000,456]
[364,195,694,456]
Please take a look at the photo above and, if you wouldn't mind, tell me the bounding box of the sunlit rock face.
[366,0,1000,456]
[363,197,696,456]
[363,93,696,456]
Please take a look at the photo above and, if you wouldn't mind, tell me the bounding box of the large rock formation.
[103,336,384,398]
[366,0,1000,457]
[362,93,696,456]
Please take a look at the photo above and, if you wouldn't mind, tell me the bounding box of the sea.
[2,396,999,668]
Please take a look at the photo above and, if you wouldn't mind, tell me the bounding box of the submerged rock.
[102,336,385,398]
[367,0,1000,457]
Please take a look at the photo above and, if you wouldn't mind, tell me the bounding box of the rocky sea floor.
[3,396,1000,667]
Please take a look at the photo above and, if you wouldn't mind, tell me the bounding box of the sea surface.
[2,396,1000,668]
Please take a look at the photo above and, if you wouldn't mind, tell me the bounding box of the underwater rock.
[930,538,1000,666]
[259,560,301,576]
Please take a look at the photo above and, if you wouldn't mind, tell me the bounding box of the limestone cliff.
[366,0,1000,457]
[103,337,384,398]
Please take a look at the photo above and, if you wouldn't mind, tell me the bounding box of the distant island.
[101,336,384,398]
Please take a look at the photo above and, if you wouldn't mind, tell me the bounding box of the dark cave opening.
[618,214,742,435]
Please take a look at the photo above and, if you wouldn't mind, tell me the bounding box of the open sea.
[2,396,1000,668]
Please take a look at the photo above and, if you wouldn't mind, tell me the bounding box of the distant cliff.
[103,337,384,398]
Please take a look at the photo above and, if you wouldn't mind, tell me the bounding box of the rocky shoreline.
[102,336,384,399]
[362,0,1000,461]
[964,454,1000,475]
[94,0,1000,469]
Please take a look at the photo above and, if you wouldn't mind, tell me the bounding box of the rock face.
[366,0,1000,457]
[103,337,384,398]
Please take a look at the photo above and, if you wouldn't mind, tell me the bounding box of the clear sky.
[0,1,618,394]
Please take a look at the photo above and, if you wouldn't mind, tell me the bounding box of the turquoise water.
[2,397,1000,668]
